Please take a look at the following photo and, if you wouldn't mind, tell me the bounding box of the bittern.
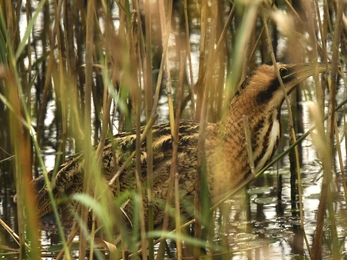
[27,62,327,230]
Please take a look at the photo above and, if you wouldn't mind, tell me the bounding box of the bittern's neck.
[217,93,283,173]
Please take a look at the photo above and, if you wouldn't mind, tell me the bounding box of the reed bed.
[0,0,346,259]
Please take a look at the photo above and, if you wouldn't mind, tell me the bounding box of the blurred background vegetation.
[0,0,346,259]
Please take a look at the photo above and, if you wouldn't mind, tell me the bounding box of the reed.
[0,1,346,259]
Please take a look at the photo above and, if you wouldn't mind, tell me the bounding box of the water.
[0,133,341,259]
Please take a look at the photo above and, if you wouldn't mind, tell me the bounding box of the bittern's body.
[29,62,327,230]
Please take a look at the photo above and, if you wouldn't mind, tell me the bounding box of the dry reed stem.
[79,0,95,258]
[194,0,217,255]
[345,114,347,200]
[183,0,196,114]
[141,0,155,258]
[155,1,180,258]
[334,117,347,202]
[1,2,51,256]
[89,76,113,258]
[132,17,148,260]
[118,3,148,256]
[158,0,175,134]
[194,0,207,121]
[1,4,27,256]
[325,2,343,258]
[172,50,186,260]
[0,218,29,249]
[312,1,344,258]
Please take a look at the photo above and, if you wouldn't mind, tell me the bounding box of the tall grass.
[0,0,346,259]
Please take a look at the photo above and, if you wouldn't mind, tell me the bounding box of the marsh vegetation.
[0,0,347,259]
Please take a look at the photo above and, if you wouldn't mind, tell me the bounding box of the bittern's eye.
[279,67,288,77]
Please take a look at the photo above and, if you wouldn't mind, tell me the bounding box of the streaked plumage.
[29,62,327,230]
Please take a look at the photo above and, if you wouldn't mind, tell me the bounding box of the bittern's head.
[235,62,328,109]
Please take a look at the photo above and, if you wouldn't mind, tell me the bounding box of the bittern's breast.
[207,92,282,199]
